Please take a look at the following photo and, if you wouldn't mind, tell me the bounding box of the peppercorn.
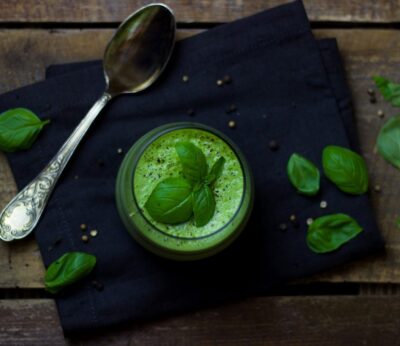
[225,104,237,114]
[216,79,224,87]
[279,223,288,231]
[223,75,232,84]
[377,110,384,118]
[320,200,328,209]
[80,224,87,231]
[92,280,104,292]
[90,229,98,237]
[81,235,89,243]
[289,214,300,228]
[269,140,279,151]
[182,75,189,82]
[228,120,236,128]
[48,238,62,251]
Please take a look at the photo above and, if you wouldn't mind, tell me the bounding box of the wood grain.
[1,28,400,287]
[0,0,399,24]
[1,296,400,345]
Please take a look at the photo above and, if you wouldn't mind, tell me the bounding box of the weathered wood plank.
[1,297,400,345]
[0,0,399,24]
[0,28,400,287]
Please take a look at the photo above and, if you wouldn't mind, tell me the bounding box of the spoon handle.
[0,92,112,242]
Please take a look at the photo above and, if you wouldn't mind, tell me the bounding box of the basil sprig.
[377,115,400,169]
[322,145,369,195]
[287,153,320,196]
[44,252,96,294]
[307,213,363,253]
[0,108,49,152]
[145,142,225,227]
[373,76,400,107]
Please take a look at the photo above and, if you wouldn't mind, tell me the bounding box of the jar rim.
[128,122,248,240]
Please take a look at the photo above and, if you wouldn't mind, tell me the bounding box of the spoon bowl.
[0,3,176,242]
[104,4,176,95]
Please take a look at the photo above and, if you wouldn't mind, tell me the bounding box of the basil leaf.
[287,153,320,196]
[175,142,208,183]
[373,76,400,107]
[44,252,96,294]
[322,145,369,195]
[204,157,225,185]
[377,115,400,169]
[193,184,216,227]
[307,213,363,253]
[0,108,50,152]
[145,177,193,224]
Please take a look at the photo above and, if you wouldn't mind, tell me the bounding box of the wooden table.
[1,1,400,344]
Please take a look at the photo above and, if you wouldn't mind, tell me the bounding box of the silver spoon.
[0,3,176,241]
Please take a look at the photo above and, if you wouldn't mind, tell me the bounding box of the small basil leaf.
[204,157,225,185]
[322,145,369,195]
[145,177,193,224]
[373,76,400,107]
[0,108,50,152]
[377,115,400,169]
[307,213,363,253]
[44,252,96,294]
[287,153,320,196]
[175,142,208,183]
[193,184,216,227]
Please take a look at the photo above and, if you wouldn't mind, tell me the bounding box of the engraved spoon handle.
[0,92,112,241]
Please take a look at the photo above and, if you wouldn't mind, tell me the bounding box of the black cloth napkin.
[0,0,384,335]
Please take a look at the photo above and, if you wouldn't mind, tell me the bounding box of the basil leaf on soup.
[373,76,400,107]
[45,252,96,294]
[287,153,320,196]
[175,142,208,183]
[307,213,363,254]
[204,157,225,185]
[0,108,50,152]
[193,184,216,227]
[377,115,400,169]
[322,145,369,195]
[145,177,193,224]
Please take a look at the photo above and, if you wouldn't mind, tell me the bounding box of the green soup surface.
[134,128,244,238]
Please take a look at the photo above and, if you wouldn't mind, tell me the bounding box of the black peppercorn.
[225,104,237,114]
[269,140,279,151]
[279,223,287,231]
[92,280,104,292]
[223,75,232,84]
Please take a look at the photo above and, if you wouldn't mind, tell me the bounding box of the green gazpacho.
[116,122,254,260]
[134,128,243,237]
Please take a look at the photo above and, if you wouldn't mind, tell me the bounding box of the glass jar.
[116,122,254,260]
